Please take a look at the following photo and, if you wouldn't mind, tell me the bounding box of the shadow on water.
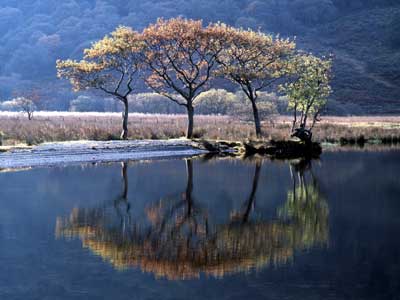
[55,157,329,280]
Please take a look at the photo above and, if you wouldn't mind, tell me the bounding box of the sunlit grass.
[0,112,399,146]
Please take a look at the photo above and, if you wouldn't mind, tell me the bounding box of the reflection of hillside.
[56,159,329,280]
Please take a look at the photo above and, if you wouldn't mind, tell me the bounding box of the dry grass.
[0,112,400,146]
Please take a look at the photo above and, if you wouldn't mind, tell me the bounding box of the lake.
[1,150,400,300]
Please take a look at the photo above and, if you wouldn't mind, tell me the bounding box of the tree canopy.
[281,53,332,134]
[215,24,295,136]
[56,19,332,140]
[56,26,145,139]
[142,18,228,138]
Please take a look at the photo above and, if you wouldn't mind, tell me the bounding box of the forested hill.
[0,0,399,113]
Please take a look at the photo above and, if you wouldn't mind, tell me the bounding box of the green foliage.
[278,182,329,248]
[69,96,119,112]
[195,89,237,115]
[233,91,279,120]
[128,93,185,114]
[281,54,332,130]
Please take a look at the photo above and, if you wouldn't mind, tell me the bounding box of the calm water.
[1,150,400,300]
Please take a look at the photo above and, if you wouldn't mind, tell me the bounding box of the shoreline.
[0,138,320,170]
[1,138,399,170]
[0,139,208,170]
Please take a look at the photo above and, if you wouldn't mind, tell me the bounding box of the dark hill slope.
[304,6,400,113]
[0,1,399,113]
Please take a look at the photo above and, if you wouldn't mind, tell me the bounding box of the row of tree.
[57,18,332,139]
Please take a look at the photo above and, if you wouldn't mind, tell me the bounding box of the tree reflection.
[56,158,329,280]
[114,162,131,229]
[230,159,261,224]
[279,159,329,249]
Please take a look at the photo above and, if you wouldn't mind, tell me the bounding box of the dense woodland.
[0,0,399,113]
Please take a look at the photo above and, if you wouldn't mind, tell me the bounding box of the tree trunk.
[121,162,128,200]
[121,99,129,140]
[303,114,308,128]
[241,160,261,224]
[185,159,193,216]
[186,103,194,139]
[292,103,297,132]
[250,99,262,138]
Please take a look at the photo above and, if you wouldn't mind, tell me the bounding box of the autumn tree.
[280,53,332,142]
[216,25,295,138]
[142,18,227,138]
[56,26,145,139]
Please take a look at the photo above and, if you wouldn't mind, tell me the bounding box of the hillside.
[0,0,399,113]
[305,6,400,113]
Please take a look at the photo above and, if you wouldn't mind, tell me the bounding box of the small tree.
[216,25,295,138]
[11,88,43,119]
[142,18,227,138]
[0,97,37,120]
[18,97,36,120]
[57,26,145,139]
[281,53,332,142]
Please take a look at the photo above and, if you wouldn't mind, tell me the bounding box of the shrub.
[232,91,279,121]
[128,93,184,114]
[195,89,237,115]
[69,95,118,112]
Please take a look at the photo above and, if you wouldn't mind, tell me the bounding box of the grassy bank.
[0,112,400,146]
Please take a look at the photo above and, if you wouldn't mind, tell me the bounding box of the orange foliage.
[142,18,228,106]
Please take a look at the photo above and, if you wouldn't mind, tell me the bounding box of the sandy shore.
[0,139,208,169]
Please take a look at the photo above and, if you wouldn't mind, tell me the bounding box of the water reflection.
[56,158,329,280]
[279,159,329,249]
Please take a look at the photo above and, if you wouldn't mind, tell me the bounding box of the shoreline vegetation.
[1,135,398,171]
[1,112,399,148]
[3,18,333,152]
[0,138,319,170]
[2,18,397,163]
